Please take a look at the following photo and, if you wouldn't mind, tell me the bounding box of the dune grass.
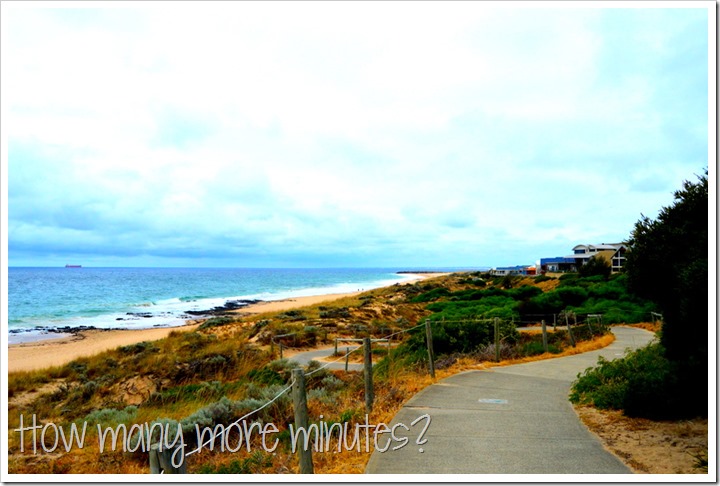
[8,272,630,474]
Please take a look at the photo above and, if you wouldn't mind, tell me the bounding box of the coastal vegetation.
[570,171,708,420]
[8,270,639,475]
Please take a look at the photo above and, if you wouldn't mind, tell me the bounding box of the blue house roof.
[540,257,576,264]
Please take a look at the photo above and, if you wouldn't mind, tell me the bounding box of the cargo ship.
[65,264,82,268]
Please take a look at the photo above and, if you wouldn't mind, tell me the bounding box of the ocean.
[7,267,453,344]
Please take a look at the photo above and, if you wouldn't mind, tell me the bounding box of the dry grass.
[7,271,661,475]
[7,325,619,475]
[575,405,708,474]
[622,321,662,334]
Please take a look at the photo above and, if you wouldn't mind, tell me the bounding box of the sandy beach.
[8,273,444,373]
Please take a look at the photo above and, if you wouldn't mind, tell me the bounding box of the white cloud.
[4,2,709,266]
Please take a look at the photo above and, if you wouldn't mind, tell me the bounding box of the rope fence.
[150,308,658,473]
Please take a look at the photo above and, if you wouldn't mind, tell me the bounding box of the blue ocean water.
[7,267,440,343]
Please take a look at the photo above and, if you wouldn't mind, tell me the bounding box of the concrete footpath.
[365,326,655,475]
[286,345,364,371]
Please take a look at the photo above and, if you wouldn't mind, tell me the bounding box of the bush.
[199,317,234,330]
[519,341,561,356]
[82,406,138,426]
[578,255,611,279]
[473,341,518,361]
[570,343,700,419]
[300,326,318,346]
[318,307,351,319]
[247,367,285,386]
[554,286,588,307]
[147,381,225,405]
[278,310,307,321]
[410,288,451,303]
[500,274,519,289]
[507,285,543,300]
[400,318,519,358]
[119,341,158,355]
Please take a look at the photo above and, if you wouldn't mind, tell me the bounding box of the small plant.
[82,406,138,426]
[519,341,561,356]
[278,310,307,321]
[348,323,368,338]
[473,341,518,361]
[307,387,337,406]
[119,341,158,354]
[410,287,451,303]
[199,317,234,330]
[690,450,708,472]
[318,307,351,319]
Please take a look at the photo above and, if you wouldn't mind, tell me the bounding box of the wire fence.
[168,318,430,470]
[151,311,660,473]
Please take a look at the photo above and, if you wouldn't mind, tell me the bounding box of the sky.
[2,1,712,268]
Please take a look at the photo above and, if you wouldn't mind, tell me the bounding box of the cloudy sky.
[3,2,711,268]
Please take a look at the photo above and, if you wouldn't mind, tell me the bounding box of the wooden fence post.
[494,317,500,362]
[565,313,576,347]
[541,319,548,353]
[149,443,186,474]
[292,369,314,474]
[345,347,349,372]
[364,337,374,413]
[334,338,338,356]
[425,319,435,379]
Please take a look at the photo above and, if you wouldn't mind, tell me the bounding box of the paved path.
[365,326,655,475]
[285,345,364,371]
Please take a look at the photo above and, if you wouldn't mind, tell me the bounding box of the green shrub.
[578,255,611,278]
[399,318,519,358]
[318,307,351,319]
[199,317,234,330]
[82,406,138,426]
[555,286,588,307]
[278,310,307,321]
[507,285,543,300]
[119,341,158,355]
[558,273,579,282]
[147,381,225,405]
[519,341,561,356]
[247,367,285,386]
[410,288,451,303]
[570,343,695,419]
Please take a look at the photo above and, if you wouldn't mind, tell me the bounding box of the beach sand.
[8,273,445,373]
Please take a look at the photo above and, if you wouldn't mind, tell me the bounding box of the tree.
[578,254,612,279]
[624,170,708,417]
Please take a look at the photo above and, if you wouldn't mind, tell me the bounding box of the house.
[491,265,535,277]
[539,257,577,273]
[564,243,627,273]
